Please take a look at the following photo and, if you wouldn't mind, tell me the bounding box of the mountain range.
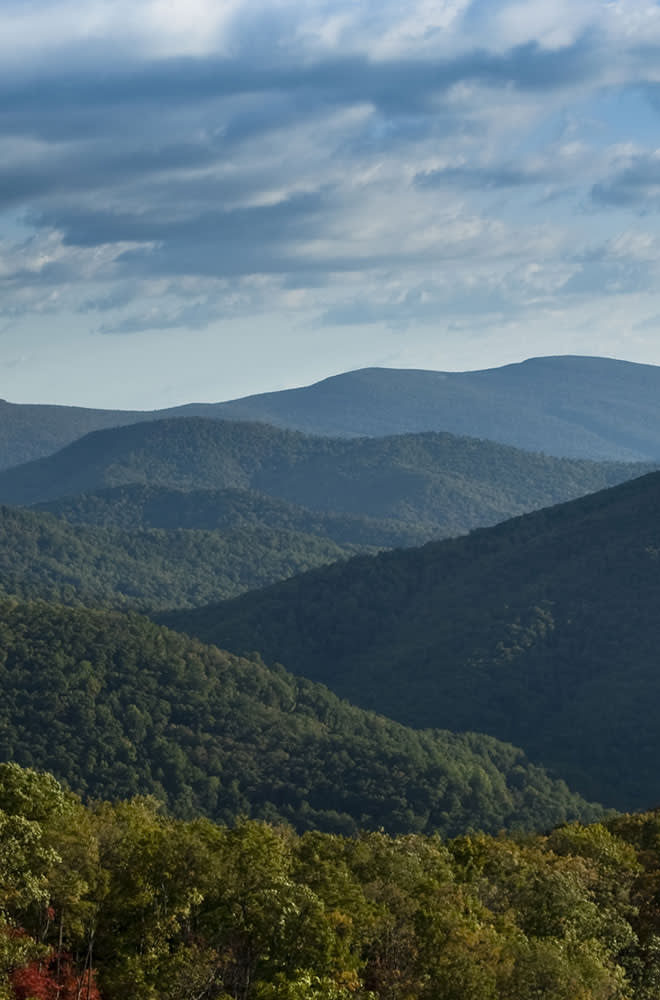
[0,417,651,547]
[6,354,660,836]
[5,355,660,997]
[162,467,660,811]
[5,355,660,469]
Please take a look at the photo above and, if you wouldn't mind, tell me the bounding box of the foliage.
[166,468,660,811]
[0,418,650,540]
[0,504,363,611]
[35,484,422,549]
[3,765,660,999]
[0,600,600,837]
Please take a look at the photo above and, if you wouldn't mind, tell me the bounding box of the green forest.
[0,600,598,837]
[0,504,366,610]
[0,418,651,541]
[163,468,660,811]
[34,484,421,548]
[1,762,660,1000]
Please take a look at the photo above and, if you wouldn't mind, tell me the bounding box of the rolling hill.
[0,418,651,545]
[0,600,602,836]
[34,483,422,548]
[0,503,363,610]
[0,398,150,470]
[5,355,660,467]
[161,468,660,811]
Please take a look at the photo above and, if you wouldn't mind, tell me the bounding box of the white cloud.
[4,0,660,403]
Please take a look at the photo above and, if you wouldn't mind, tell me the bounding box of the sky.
[4,0,660,407]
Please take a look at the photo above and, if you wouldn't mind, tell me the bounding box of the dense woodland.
[35,484,420,548]
[0,504,365,610]
[2,762,660,1000]
[0,600,599,837]
[162,467,660,811]
[0,419,650,541]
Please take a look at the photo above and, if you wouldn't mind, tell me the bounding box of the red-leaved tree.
[11,954,101,1000]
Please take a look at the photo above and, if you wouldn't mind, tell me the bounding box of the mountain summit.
[4,355,660,467]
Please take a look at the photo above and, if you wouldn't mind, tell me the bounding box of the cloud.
[321,282,516,328]
[591,152,660,208]
[3,0,660,359]
[415,162,554,190]
[97,300,219,335]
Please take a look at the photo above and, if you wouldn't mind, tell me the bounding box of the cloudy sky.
[4,0,660,407]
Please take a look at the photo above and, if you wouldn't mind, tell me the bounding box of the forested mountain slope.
[6,355,660,467]
[0,503,362,609]
[0,398,150,470]
[35,483,421,548]
[0,600,600,837]
[0,417,650,543]
[162,468,660,811]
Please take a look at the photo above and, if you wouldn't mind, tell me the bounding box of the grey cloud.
[0,356,31,368]
[43,189,325,249]
[0,30,604,275]
[321,284,515,328]
[416,164,553,191]
[592,155,660,208]
[0,14,643,340]
[81,285,142,313]
[0,131,236,211]
[0,38,599,130]
[561,258,655,295]
[97,300,220,335]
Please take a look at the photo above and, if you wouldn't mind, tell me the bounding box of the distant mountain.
[162,468,660,811]
[5,355,660,466]
[199,355,660,460]
[0,503,363,610]
[35,483,421,549]
[0,418,651,544]
[0,600,602,836]
[0,398,150,470]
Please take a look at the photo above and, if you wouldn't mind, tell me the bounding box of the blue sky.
[4,0,660,407]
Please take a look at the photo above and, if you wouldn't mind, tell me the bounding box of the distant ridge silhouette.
[3,355,660,467]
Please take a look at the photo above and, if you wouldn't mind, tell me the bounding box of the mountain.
[0,418,651,545]
[34,483,421,548]
[0,503,363,610]
[0,600,601,837]
[5,355,660,467]
[195,355,660,460]
[161,468,660,811]
[0,398,151,470]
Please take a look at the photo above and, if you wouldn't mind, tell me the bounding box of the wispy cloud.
[4,0,660,407]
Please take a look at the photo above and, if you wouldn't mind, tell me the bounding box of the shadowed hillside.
[0,418,651,545]
[162,469,660,811]
[0,503,364,610]
[35,483,423,548]
[0,600,601,837]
